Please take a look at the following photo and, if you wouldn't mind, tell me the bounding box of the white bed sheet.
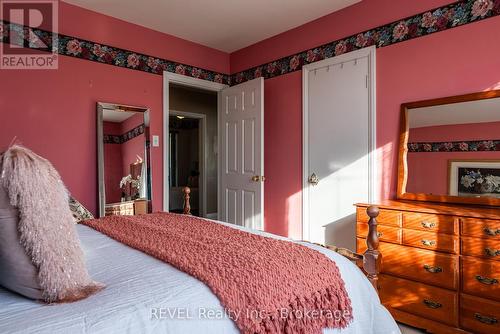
[0,222,400,334]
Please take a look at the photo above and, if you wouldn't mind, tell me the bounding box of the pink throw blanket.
[83,213,352,333]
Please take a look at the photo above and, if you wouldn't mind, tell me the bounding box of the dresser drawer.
[462,236,500,261]
[402,212,457,235]
[356,239,458,290]
[356,222,401,244]
[461,294,500,334]
[462,256,500,301]
[379,275,458,327]
[402,229,459,254]
[356,207,402,227]
[461,217,500,239]
[105,202,135,216]
[134,200,148,215]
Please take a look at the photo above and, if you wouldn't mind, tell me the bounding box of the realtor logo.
[1,0,58,69]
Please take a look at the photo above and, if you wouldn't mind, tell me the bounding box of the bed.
[0,214,399,334]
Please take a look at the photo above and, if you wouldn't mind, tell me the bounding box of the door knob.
[308,173,319,186]
[251,175,260,182]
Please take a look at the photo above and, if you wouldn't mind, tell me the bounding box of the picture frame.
[448,160,500,198]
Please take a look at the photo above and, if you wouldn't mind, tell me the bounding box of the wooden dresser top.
[356,200,500,220]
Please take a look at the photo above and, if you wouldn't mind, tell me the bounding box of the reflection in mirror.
[97,103,151,217]
[406,96,500,199]
[169,115,200,215]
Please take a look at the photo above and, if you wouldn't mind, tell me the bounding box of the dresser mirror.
[97,102,152,217]
[398,89,500,206]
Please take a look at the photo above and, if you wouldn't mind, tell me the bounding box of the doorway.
[163,73,265,227]
[167,83,218,218]
[302,46,377,249]
[168,112,205,216]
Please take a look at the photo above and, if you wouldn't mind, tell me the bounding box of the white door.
[303,47,376,249]
[220,77,264,229]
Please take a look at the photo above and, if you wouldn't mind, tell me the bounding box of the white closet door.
[303,48,376,248]
[220,77,264,230]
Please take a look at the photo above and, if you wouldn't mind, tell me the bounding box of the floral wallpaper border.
[0,20,230,85]
[230,0,500,84]
[104,124,145,144]
[0,0,499,86]
[408,139,500,152]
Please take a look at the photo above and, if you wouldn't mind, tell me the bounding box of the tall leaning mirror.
[398,89,500,206]
[97,102,152,217]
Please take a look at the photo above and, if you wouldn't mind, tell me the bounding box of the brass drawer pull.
[421,221,436,229]
[476,275,499,285]
[421,239,436,247]
[423,299,442,309]
[423,264,443,274]
[475,313,498,325]
[484,227,500,236]
[485,248,500,257]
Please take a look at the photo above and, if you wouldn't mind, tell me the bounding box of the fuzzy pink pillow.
[0,182,43,299]
[0,145,104,302]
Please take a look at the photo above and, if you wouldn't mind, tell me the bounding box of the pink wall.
[1,0,500,238]
[120,113,146,179]
[0,1,229,215]
[263,72,303,238]
[103,114,146,203]
[230,0,455,73]
[409,121,500,142]
[377,16,500,199]
[407,151,500,195]
[103,122,123,203]
[231,0,500,238]
[59,1,229,74]
[407,121,500,194]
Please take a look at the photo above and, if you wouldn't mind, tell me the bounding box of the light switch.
[152,135,160,147]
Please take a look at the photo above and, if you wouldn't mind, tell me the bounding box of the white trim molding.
[301,46,377,241]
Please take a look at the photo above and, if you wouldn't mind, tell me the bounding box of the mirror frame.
[397,89,500,207]
[97,102,151,217]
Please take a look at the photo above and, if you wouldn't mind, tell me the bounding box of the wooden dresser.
[105,199,148,216]
[356,200,500,334]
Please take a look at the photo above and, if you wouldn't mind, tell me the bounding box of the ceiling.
[409,97,500,128]
[103,109,137,123]
[63,0,360,52]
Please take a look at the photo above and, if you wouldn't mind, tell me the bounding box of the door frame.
[163,72,228,215]
[301,46,377,241]
[169,110,207,216]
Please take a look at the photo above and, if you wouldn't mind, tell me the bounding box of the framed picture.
[449,160,500,198]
